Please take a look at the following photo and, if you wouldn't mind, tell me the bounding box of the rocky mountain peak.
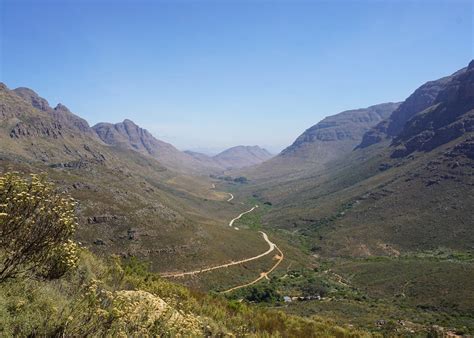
[13,87,51,111]
[54,103,71,112]
[468,59,474,70]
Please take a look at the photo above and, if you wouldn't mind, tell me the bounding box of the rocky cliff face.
[93,119,168,156]
[13,87,95,137]
[13,87,50,111]
[358,67,467,149]
[2,85,64,140]
[390,60,474,158]
[1,83,108,165]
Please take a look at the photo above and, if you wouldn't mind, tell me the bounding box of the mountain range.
[186,145,273,169]
[0,83,275,276]
[240,102,400,180]
[1,60,473,335]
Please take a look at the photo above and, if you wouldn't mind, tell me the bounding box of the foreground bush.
[0,172,78,281]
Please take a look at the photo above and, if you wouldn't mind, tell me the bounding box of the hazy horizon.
[1,0,472,152]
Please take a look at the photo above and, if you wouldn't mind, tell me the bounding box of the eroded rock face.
[445,136,474,160]
[93,119,166,156]
[10,120,63,139]
[13,87,51,111]
[52,103,93,134]
[358,67,467,149]
[13,88,94,136]
[390,61,474,158]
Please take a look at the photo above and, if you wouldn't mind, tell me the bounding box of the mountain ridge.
[239,102,400,180]
[358,67,468,149]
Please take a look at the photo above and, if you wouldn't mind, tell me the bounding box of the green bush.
[0,172,78,281]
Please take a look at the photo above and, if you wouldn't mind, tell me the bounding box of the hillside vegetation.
[0,172,369,337]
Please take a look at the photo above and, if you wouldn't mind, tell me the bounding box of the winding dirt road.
[221,241,284,293]
[229,205,258,227]
[160,192,284,292]
[160,231,277,278]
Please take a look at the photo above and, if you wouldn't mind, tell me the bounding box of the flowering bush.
[0,172,79,281]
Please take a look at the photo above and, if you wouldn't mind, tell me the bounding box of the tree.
[0,172,79,281]
[245,283,282,303]
[233,176,248,184]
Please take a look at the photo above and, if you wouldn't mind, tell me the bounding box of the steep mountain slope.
[241,102,400,180]
[358,67,467,148]
[213,145,273,169]
[93,120,221,174]
[391,60,474,158]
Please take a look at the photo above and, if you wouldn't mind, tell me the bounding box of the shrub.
[0,172,78,281]
[245,283,282,303]
[234,176,248,184]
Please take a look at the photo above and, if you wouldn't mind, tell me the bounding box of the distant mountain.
[213,145,273,169]
[242,102,400,179]
[183,150,219,167]
[185,146,273,170]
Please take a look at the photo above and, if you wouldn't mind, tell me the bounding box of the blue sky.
[1,0,472,153]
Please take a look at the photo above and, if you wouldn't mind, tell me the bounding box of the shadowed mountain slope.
[358,66,467,149]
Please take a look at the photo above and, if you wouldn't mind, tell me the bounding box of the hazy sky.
[1,0,472,153]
